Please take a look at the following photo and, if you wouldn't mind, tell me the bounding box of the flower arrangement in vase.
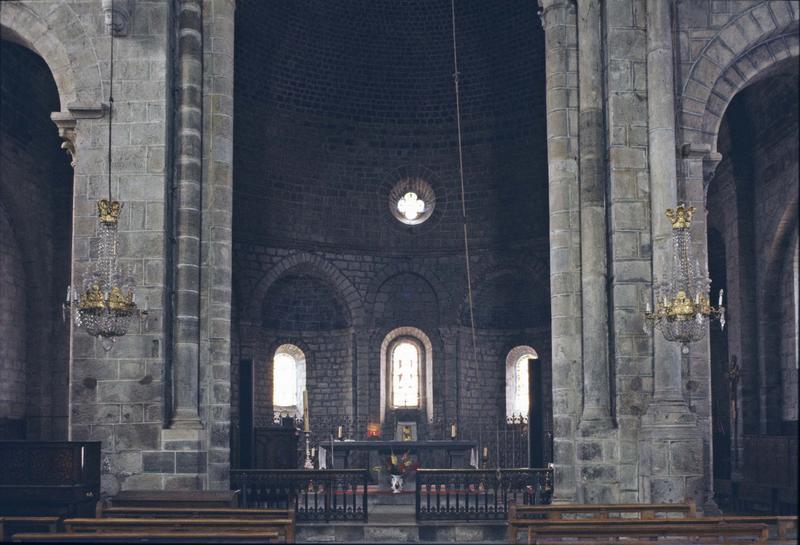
[385,451,419,493]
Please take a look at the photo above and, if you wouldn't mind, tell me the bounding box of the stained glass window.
[273,352,297,407]
[392,341,420,408]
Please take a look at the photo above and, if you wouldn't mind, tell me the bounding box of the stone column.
[681,143,722,513]
[172,0,204,429]
[576,0,612,432]
[645,0,683,408]
[200,0,235,489]
[640,0,704,507]
[540,0,581,503]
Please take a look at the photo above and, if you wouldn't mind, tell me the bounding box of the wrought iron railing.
[231,469,369,522]
[415,468,553,521]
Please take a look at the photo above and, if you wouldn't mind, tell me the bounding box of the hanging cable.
[450,0,479,366]
[107,0,115,202]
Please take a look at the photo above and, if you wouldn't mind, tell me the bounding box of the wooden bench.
[510,501,697,520]
[0,516,60,541]
[98,506,291,520]
[508,502,697,543]
[104,490,240,509]
[63,517,293,543]
[94,506,295,542]
[710,515,797,540]
[513,520,769,544]
[11,531,279,543]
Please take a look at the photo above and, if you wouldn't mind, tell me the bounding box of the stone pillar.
[681,143,722,513]
[640,0,704,507]
[540,0,581,503]
[200,0,235,489]
[172,0,204,429]
[645,0,683,408]
[576,0,612,432]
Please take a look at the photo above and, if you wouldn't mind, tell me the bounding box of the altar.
[320,439,477,470]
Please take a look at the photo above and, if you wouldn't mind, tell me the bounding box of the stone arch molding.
[364,262,452,327]
[1,2,104,167]
[457,260,550,327]
[248,252,364,327]
[680,1,799,154]
[1,2,102,106]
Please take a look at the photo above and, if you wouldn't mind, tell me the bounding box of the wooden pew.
[0,516,60,541]
[105,490,239,509]
[11,531,279,543]
[510,501,697,521]
[95,506,295,542]
[513,519,769,544]
[709,515,797,540]
[63,517,293,543]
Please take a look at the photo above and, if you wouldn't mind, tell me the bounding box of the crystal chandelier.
[66,199,140,351]
[63,2,142,351]
[645,204,725,352]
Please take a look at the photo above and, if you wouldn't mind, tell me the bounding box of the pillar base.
[171,409,204,430]
[578,416,615,435]
[640,400,703,505]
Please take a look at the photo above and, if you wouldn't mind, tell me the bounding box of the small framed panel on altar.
[396,421,417,441]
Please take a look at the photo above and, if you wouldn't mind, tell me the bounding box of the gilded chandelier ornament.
[66,200,144,351]
[645,204,725,352]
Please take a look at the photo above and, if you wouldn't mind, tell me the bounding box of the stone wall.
[0,38,72,439]
[0,205,26,421]
[232,245,553,454]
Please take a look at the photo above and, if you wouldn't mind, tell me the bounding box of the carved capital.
[681,143,723,187]
[50,105,106,169]
[50,111,77,168]
[102,0,134,36]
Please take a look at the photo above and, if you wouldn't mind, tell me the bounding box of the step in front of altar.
[297,505,507,544]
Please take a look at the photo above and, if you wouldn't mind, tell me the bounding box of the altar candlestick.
[303,390,310,432]
[718,289,724,306]
[337,425,343,440]
[450,424,457,439]
[482,446,488,459]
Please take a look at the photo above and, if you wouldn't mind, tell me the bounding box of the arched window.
[506,346,538,418]
[391,340,421,408]
[380,327,434,423]
[272,344,306,416]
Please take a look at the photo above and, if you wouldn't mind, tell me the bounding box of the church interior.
[0,0,797,543]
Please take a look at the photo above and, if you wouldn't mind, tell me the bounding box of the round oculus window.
[389,178,436,225]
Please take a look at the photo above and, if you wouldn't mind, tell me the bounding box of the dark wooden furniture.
[0,441,100,517]
[105,490,239,509]
[12,531,280,543]
[509,501,697,521]
[254,427,299,469]
[321,439,477,469]
[707,515,797,540]
[0,516,60,541]
[510,519,769,545]
[95,506,296,543]
[508,502,696,544]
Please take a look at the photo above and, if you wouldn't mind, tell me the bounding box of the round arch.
[364,262,451,327]
[247,252,364,326]
[0,2,102,108]
[679,2,798,153]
